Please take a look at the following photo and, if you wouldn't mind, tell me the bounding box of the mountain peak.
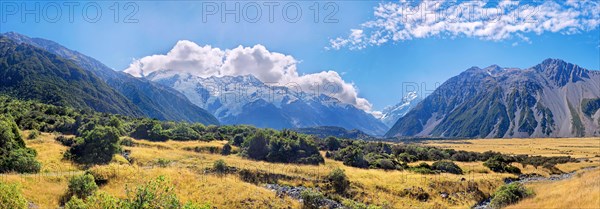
[535,58,590,86]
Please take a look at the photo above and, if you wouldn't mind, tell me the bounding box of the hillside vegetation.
[0,36,143,117]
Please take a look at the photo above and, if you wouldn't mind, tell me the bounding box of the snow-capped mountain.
[143,70,389,136]
[379,91,422,127]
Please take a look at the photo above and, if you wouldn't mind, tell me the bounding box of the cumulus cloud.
[124,41,373,112]
[330,0,600,50]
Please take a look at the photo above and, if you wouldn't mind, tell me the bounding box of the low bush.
[341,200,383,209]
[431,161,463,174]
[156,158,172,167]
[327,168,350,194]
[213,159,227,174]
[121,176,190,209]
[0,182,27,209]
[221,144,232,155]
[56,135,77,147]
[409,163,437,174]
[300,189,325,209]
[64,174,99,203]
[489,182,533,208]
[63,178,212,209]
[484,157,521,174]
[27,130,40,140]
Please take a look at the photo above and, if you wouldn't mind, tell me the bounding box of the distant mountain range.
[386,59,600,138]
[137,70,389,136]
[379,91,422,127]
[2,32,219,125]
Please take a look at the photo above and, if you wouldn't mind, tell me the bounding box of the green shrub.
[242,130,323,165]
[490,182,533,208]
[213,159,227,174]
[120,137,135,147]
[56,135,77,147]
[484,157,521,174]
[165,123,201,141]
[409,162,437,174]
[410,167,437,174]
[327,168,350,194]
[2,148,41,173]
[415,162,431,169]
[27,130,40,140]
[243,131,269,160]
[0,116,41,173]
[66,174,99,201]
[67,126,121,165]
[121,176,181,209]
[0,182,28,209]
[231,134,244,146]
[300,189,324,209]
[325,136,341,151]
[64,191,124,209]
[431,161,463,174]
[397,153,418,163]
[156,158,172,167]
[64,183,210,209]
[221,144,232,155]
[375,159,396,170]
[504,165,522,174]
[342,200,383,209]
[64,196,86,209]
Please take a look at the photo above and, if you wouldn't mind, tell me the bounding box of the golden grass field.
[422,137,600,209]
[1,133,599,209]
[506,168,600,209]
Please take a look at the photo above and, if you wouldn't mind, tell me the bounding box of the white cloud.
[124,41,374,112]
[330,0,600,50]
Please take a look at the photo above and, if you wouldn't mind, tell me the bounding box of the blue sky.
[1,0,599,111]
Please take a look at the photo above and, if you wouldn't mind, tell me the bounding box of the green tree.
[231,134,244,146]
[0,115,41,173]
[221,144,232,155]
[325,136,341,151]
[243,131,269,160]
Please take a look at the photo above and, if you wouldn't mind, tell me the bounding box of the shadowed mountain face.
[141,71,389,136]
[0,36,144,116]
[3,32,219,125]
[386,59,600,138]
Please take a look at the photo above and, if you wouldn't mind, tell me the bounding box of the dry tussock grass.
[7,133,598,208]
